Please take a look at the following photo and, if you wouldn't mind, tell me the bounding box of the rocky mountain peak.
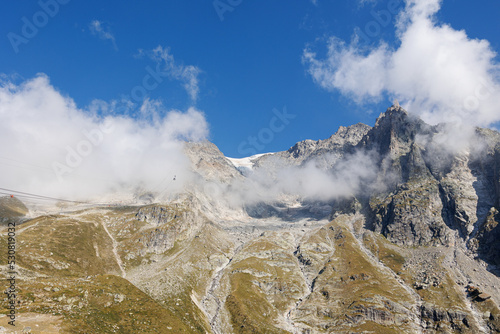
[376,103,408,124]
[184,141,242,182]
[361,105,431,159]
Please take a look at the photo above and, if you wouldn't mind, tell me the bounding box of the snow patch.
[227,153,273,170]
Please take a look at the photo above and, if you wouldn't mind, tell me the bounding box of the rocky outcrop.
[420,304,471,332]
[135,199,206,254]
[371,179,450,246]
[358,105,435,186]
[342,107,446,246]
[136,205,179,226]
[0,195,28,225]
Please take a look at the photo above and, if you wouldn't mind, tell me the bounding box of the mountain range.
[1,104,500,333]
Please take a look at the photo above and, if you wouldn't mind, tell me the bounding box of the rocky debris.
[467,285,492,302]
[413,272,442,290]
[294,246,313,266]
[402,249,446,276]
[417,270,443,286]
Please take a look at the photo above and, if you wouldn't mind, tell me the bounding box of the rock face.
[184,141,243,182]
[324,106,500,256]
[254,104,500,255]
[476,207,500,266]
[370,179,451,246]
[135,202,202,254]
[3,104,500,333]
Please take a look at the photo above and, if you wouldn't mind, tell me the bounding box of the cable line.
[0,187,87,204]
[0,187,112,206]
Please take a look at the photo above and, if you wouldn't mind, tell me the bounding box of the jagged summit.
[253,122,371,169]
[374,103,408,124]
[361,104,430,156]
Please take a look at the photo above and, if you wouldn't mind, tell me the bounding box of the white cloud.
[0,75,209,201]
[89,20,118,51]
[150,46,201,102]
[303,0,500,127]
[214,149,383,209]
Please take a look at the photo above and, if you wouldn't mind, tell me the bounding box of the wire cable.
[0,187,112,206]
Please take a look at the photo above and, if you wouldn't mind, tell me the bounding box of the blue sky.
[1,0,500,158]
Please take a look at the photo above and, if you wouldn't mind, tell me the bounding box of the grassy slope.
[292,216,415,333]
[222,216,416,333]
[0,275,193,333]
[0,204,214,333]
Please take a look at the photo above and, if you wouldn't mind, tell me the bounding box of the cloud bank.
[0,75,208,202]
[201,150,384,212]
[241,150,381,203]
[303,0,500,127]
